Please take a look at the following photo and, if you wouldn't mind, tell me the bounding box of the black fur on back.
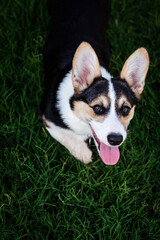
[40,0,111,128]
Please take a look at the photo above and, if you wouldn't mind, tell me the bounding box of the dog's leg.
[43,116,92,164]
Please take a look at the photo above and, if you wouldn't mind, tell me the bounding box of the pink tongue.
[100,142,120,165]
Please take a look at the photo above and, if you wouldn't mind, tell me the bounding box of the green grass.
[0,0,160,239]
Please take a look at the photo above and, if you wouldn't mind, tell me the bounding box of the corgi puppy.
[40,0,149,165]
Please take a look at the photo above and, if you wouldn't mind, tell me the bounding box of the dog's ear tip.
[75,41,92,51]
[134,47,149,61]
[136,47,148,53]
[79,41,91,47]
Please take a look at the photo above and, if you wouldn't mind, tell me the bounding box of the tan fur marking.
[116,96,135,129]
[119,106,136,129]
[90,95,110,108]
[117,96,132,109]
[73,101,106,122]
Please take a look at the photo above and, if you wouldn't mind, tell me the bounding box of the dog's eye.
[121,105,131,116]
[92,105,105,115]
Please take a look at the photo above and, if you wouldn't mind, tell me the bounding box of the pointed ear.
[72,42,101,93]
[120,48,149,98]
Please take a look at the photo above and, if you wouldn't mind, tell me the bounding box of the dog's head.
[70,42,149,165]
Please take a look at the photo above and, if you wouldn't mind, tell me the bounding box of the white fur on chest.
[56,70,90,138]
[56,67,111,138]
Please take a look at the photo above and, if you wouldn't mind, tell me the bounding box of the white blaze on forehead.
[91,67,127,146]
[107,77,126,134]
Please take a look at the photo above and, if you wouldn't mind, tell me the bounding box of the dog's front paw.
[81,148,92,164]
[70,141,92,164]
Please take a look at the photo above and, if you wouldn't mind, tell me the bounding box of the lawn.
[0,0,160,239]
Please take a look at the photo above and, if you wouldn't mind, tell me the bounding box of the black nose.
[107,133,123,146]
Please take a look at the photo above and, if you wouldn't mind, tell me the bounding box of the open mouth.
[89,124,120,165]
